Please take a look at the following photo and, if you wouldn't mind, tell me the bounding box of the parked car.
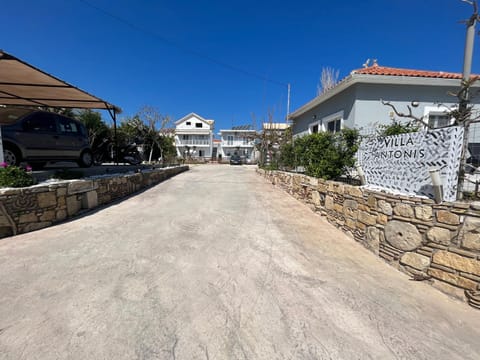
[229,154,242,165]
[0,108,93,168]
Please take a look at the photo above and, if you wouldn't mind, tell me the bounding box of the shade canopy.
[0,51,120,113]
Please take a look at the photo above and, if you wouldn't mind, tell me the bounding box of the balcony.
[176,139,210,146]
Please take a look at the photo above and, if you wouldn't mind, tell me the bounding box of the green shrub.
[0,165,35,187]
[279,128,360,180]
[377,120,419,136]
[52,169,85,180]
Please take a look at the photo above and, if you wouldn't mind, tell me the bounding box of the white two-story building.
[175,113,214,160]
[219,126,257,162]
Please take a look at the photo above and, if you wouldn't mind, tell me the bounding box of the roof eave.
[288,74,478,120]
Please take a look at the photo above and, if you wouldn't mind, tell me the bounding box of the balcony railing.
[176,139,210,145]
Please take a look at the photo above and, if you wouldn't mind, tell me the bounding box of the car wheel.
[3,145,21,166]
[78,150,93,168]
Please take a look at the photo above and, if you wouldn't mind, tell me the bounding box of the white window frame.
[308,120,322,134]
[322,110,344,134]
[423,105,454,129]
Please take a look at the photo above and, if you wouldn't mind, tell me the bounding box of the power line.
[78,0,288,88]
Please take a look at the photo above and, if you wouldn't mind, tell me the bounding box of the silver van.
[0,108,93,168]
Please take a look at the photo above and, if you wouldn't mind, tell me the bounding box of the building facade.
[218,126,257,162]
[175,113,214,160]
[289,63,480,143]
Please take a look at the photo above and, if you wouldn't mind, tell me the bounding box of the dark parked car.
[0,108,93,168]
[229,154,242,165]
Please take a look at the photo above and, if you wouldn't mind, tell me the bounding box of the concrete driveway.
[1,164,480,359]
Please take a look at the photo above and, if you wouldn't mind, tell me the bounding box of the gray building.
[289,63,480,142]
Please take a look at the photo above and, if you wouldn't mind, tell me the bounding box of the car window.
[59,117,80,135]
[23,112,57,133]
[0,108,34,125]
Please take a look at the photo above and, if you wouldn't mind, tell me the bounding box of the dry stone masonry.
[257,169,480,310]
[0,166,188,239]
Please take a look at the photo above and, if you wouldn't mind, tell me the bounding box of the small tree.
[317,67,340,96]
[76,109,110,148]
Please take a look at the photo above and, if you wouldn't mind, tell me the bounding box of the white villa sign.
[357,126,464,202]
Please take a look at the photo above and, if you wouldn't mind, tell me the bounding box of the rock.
[67,180,95,195]
[358,211,376,226]
[384,220,422,251]
[459,217,480,251]
[394,204,414,218]
[463,233,480,251]
[36,191,57,208]
[400,252,431,271]
[377,200,393,216]
[377,214,388,225]
[428,268,478,290]
[18,212,38,224]
[432,250,480,276]
[39,210,56,222]
[66,196,81,216]
[426,227,452,246]
[436,210,460,225]
[82,191,98,209]
[345,218,356,229]
[325,196,334,210]
[347,186,362,198]
[22,222,51,233]
[415,206,433,221]
[367,195,376,208]
[311,191,321,206]
[365,227,380,254]
[56,209,67,221]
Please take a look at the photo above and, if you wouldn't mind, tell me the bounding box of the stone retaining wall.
[0,166,188,239]
[257,169,480,310]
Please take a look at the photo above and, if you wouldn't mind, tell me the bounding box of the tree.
[76,109,110,148]
[317,67,340,96]
[117,107,175,164]
[136,106,173,163]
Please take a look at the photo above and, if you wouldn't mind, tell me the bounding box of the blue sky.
[1,0,478,132]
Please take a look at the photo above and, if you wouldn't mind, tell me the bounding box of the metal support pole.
[457,1,479,200]
[113,109,118,165]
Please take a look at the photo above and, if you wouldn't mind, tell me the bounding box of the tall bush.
[279,128,359,180]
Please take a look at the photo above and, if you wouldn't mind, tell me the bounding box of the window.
[23,112,57,132]
[327,119,341,133]
[186,121,191,126]
[59,117,79,134]
[428,114,450,129]
[227,135,233,145]
[182,135,189,140]
[312,124,319,133]
[198,150,204,157]
[242,137,248,145]
[195,123,203,128]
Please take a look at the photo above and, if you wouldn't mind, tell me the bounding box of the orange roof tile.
[352,64,479,79]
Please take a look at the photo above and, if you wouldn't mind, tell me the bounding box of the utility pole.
[286,83,291,123]
[457,0,480,200]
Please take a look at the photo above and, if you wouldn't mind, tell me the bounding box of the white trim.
[288,74,479,120]
[323,110,344,133]
[308,119,322,134]
[423,105,454,128]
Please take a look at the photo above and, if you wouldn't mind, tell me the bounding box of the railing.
[176,139,210,145]
[222,142,254,147]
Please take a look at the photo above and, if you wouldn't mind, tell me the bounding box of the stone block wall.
[257,169,480,310]
[0,166,188,239]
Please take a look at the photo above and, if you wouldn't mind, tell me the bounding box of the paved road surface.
[1,165,480,359]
